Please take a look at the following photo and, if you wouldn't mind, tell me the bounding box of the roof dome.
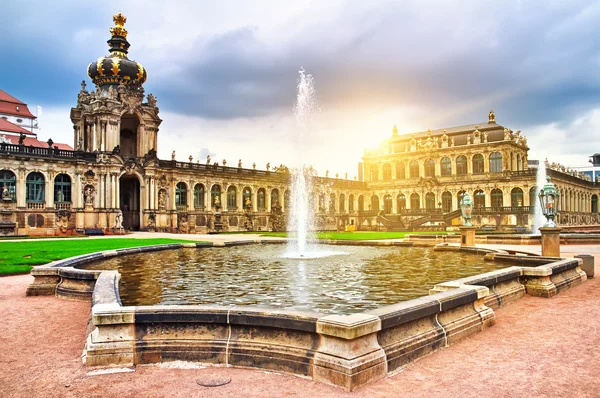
[87,13,147,87]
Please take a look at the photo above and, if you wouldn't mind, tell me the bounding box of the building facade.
[0,13,598,236]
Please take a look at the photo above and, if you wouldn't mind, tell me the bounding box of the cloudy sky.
[2,0,600,176]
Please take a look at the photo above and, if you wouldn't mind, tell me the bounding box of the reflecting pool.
[80,245,509,314]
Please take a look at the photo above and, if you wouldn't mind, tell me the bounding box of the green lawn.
[256,231,449,240]
[0,238,199,276]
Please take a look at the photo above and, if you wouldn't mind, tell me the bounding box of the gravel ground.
[0,252,598,398]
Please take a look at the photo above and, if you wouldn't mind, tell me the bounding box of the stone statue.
[392,125,398,136]
[252,162,256,169]
[84,186,94,206]
[245,196,251,208]
[450,137,455,147]
[238,159,242,168]
[345,172,348,180]
[489,109,495,123]
[1,185,9,200]
[266,162,270,171]
[504,128,511,140]
[114,210,123,229]
[214,194,221,206]
[171,150,176,161]
[325,170,329,178]
[81,80,87,92]
[158,190,167,209]
[189,155,193,162]
[222,159,227,166]
[146,93,157,107]
[483,132,488,143]
[77,136,83,151]
[18,133,26,145]
[206,155,211,164]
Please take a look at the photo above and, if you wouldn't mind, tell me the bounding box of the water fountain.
[532,162,547,233]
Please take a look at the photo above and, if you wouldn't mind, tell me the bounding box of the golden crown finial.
[110,12,128,38]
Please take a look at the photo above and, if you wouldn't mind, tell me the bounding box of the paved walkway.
[0,245,598,398]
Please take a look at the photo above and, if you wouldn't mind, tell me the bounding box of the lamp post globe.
[460,192,473,227]
[538,177,559,228]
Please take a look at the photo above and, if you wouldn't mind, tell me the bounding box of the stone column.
[266,190,271,212]
[539,227,561,257]
[467,155,473,175]
[46,173,54,208]
[252,190,258,212]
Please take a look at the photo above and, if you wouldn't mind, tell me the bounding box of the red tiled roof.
[0,90,37,119]
[0,118,35,135]
[0,132,73,150]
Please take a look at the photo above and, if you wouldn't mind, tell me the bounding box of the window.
[329,193,336,212]
[257,188,266,210]
[425,192,436,210]
[511,188,523,207]
[474,189,485,208]
[472,154,484,174]
[194,184,205,208]
[456,155,467,175]
[491,188,503,207]
[424,159,435,177]
[339,194,345,213]
[54,174,71,203]
[383,195,393,214]
[490,152,503,173]
[370,165,379,182]
[382,164,392,181]
[0,170,16,201]
[396,163,405,179]
[227,186,237,209]
[397,194,406,212]
[529,186,537,208]
[348,194,354,212]
[175,182,187,206]
[442,191,452,212]
[358,195,364,211]
[271,189,280,209]
[409,160,419,178]
[243,187,252,209]
[26,172,45,202]
[16,118,23,123]
[370,195,380,212]
[410,193,420,209]
[211,185,222,207]
[440,157,451,176]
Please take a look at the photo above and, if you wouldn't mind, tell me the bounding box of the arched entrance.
[120,175,141,230]
[383,194,393,214]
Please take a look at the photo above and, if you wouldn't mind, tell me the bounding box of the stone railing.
[26,202,45,210]
[26,241,589,391]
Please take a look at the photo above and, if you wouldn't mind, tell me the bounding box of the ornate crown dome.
[87,13,147,87]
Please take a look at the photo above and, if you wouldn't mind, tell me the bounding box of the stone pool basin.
[27,240,587,391]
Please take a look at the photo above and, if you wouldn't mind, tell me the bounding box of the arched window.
[271,189,279,209]
[329,193,335,213]
[511,187,523,208]
[491,188,503,208]
[441,191,452,212]
[490,152,503,173]
[410,193,420,209]
[424,159,435,177]
[456,155,467,175]
[257,188,266,210]
[440,157,451,176]
[358,195,364,212]
[26,172,45,202]
[242,187,252,209]
[339,194,346,213]
[284,190,290,210]
[227,186,237,209]
[0,170,16,201]
[396,162,405,180]
[175,182,187,206]
[194,184,205,208]
[383,194,393,214]
[370,165,379,182]
[397,194,406,212]
[592,194,598,213]
[425,192,436,210]
[370,195,380,212]
[211,185,222,207]
[382,164,392,181]
[529,186,537,208]
[54,174,71,203]
[474,189,485,208]
[472,154,484,174]
[318,194,325,211]
[409,160,419,178]
[348,194,354,212]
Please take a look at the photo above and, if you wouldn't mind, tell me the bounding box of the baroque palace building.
[0,13,598,236]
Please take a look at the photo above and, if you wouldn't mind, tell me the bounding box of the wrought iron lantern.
[538,176,559,227]
[460,192,473,226]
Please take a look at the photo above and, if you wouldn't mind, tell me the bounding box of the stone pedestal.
[539,227,561,257]
[575,254,594,278]
[459,226,477,247]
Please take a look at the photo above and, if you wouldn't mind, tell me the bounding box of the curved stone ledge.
[24,240,590,391]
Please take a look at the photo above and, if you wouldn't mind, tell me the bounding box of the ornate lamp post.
[459,192,476,247]
[538,177,561,256]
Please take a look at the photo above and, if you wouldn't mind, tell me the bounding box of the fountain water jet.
[284,68,345,259]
